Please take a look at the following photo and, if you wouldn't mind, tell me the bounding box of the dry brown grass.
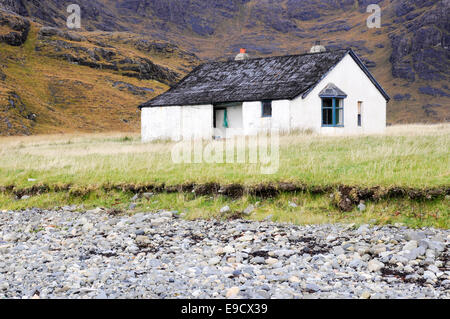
[0,124,448,189]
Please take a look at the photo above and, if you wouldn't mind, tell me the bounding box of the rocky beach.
[0,208,448,299]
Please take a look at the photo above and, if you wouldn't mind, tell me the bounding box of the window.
[322,97,344,127]
[322,98,333,125]
[357,101,362,127]
[262,100,272,117]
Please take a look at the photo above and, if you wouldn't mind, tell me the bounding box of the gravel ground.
[0,207,449,299]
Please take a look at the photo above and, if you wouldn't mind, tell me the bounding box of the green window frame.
[322,97,344,127]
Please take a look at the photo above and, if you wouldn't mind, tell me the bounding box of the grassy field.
[0,124,449,228]
[0,124,449,188]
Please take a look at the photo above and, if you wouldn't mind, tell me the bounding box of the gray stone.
[423,271,437,281]
[349,259,363,269]
[403,240,418,252]
[368,260,384,272]
[220,206,231,214]
[305,283,320,293]
[243,205,255,216]
[232,270,242,277]
[208,257,221,265]
[0,208,448,299]
[251,257,266,265]
[405,231,426,241]
[143,193,154,200]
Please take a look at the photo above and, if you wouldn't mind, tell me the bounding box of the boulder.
[0,11,30,46]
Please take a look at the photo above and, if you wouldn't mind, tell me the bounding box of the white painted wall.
[141,104,212,142]
[242,99,290,135]
[141,106,182,141]
[141,52,387,141]
[290,53,387,134]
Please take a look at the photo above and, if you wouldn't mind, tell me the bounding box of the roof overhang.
[138,48,390,109]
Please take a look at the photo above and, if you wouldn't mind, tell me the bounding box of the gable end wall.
[290,53,387,134]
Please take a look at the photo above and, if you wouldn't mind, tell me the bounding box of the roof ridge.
[138,48,387,109]
[200,48,351,67]
[154,48,352,101]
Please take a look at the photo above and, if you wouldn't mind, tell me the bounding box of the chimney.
[235,48,250,61]
[310,40,326,53]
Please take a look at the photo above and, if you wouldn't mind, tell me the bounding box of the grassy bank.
[0,190,448,229]
[0,124,449,189]
[0,124,448,228]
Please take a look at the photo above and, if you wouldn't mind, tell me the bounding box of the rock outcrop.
[0,10,30,46]
[389,0,449,82]
[0,92,35,136]
[36,27,181,85]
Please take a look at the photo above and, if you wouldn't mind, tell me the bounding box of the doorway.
[213,103,243,139]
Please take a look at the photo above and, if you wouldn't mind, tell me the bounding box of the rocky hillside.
[0,0,449,134]
[0,10,199,135]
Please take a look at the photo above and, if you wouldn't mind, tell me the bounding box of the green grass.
[0,125,449,189]
[0,190,448,229]
[0,125,448,228]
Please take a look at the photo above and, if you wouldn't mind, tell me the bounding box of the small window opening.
[262,100,272,117]
[358,101,362,127]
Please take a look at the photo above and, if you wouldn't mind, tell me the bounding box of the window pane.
[336,108,343,125]
[358,101,362,127]
[323,108,333,125]
[323,98,333,108]
[262,101,272,117]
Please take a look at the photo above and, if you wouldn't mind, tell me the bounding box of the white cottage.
[139,48,389,142]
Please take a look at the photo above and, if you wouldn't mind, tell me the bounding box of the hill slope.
[0,0,449,135]
[0,10,199,135]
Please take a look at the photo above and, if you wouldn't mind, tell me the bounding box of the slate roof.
[140,48,389,108]
[319,83,347,98]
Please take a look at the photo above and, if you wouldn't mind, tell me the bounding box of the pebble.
[288,202,298,208]
[243,205,255,216]
[208,257,221,265]
[0,208,447,299]
[142,193,153,200]
[360,291,371,299]
[266,258,278,266]
[220,206,231,214]
[226,286,240,298]
[423,271,437,281]
[357,203,366,212]
[368,260,384,272]
[403,241,418,252]
[305,283,320,293]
